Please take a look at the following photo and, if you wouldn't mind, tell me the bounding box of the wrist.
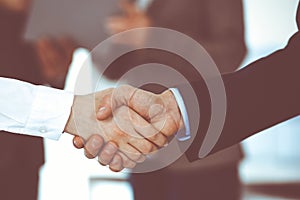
[160,90,184,129]
[64,95,78,135]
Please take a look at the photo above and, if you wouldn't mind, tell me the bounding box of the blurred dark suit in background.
[0,7,45,200]
[0,3,72,198]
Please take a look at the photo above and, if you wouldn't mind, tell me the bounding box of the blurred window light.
[240,0,300,184]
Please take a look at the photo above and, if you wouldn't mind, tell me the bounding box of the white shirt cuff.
[24,85,74,140]
[169,88,191,141]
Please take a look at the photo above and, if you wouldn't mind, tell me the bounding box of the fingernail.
[105,143,117,152]
[73,139,78,146]
[91,137,102,148]
[98,107,106,115]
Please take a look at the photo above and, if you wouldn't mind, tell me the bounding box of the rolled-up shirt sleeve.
[0,77,74,140]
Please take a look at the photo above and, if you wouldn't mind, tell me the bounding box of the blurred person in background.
[103,0,246,199]
[0,0,74,199]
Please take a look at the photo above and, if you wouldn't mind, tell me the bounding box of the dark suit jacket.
[185,3,300,161]
[0,8,44,170]
[147,0,246,73]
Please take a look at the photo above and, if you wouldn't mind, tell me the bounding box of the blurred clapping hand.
[71,85,183,172]
[105,0,151,47]
[35,37,76,88]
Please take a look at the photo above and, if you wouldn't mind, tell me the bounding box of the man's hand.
[73,135,136,172]
[97,85,183,140]
[64,88,169,165]
[72,85,183,171]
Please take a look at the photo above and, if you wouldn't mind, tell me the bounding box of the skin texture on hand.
[97,85,183,139]
[73,136,137,172]
[65,88,169,164]
[72,85,183,171]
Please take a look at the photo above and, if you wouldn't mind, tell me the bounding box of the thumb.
[96,94,113,120]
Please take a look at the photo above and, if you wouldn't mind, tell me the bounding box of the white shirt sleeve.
[169,88,191,141]
[0,77,74,140]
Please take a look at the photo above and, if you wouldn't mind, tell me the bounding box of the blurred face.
[0,0,31,13]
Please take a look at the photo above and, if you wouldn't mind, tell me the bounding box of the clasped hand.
[64,85,183,172]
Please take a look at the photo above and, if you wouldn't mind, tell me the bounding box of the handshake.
[64,85,183,172]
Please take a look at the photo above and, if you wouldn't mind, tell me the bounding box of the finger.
[109,154,123,172]
[96,93,113,120]
[98,142,118,165]
[117,151,136,169]
[130,88,164,120]
[73,136,85,149]
[84,135,104,159]
[119,144,144,163]
[141,132,167,148]
[152,117,180,138]
[127,139,154,155]
[113,106,156,154]
[136,154,146,163]
[131,89,180,138]
[113,85,164,121]
[128,108,168,147]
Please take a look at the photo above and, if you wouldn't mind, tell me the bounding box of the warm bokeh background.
[38,0,300,199]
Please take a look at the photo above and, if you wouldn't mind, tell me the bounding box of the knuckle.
[136,155,146,163]
[141,141,153,154]
[127,152,141,162]
[122,157,136,168]
[124,161,136,169]
[156,135,168,147]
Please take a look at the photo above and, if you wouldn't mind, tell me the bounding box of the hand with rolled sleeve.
[0,77,73,140]
[0,77,184,172]
[65,87,171,163]
[0,77,141,170]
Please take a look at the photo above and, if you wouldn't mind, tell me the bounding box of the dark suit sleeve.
[185,4,300,161]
